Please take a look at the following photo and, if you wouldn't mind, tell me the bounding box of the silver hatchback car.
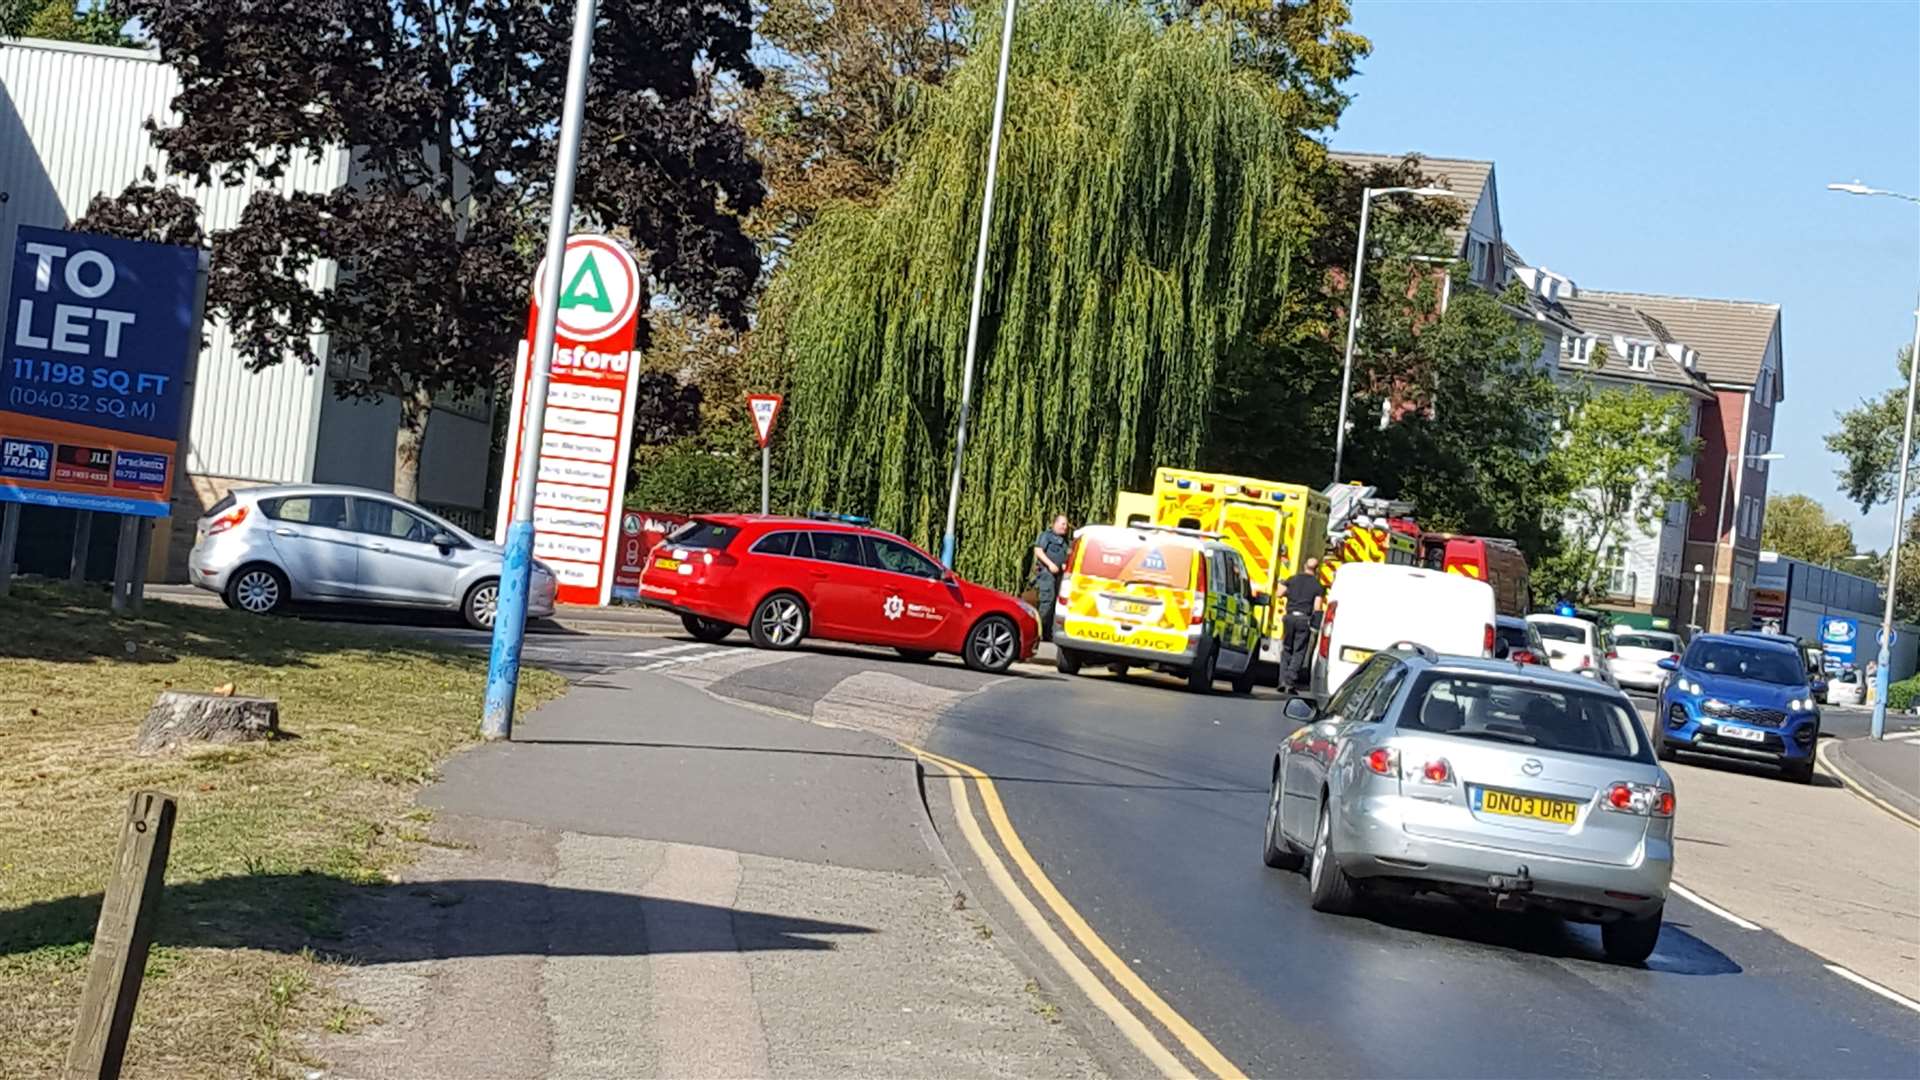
[1264,647,1675,964]
[187,484,557,629]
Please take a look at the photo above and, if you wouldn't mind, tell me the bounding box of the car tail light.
[1606,648,1619,660]
[206,504,248,535]
[1512,649,1538,665]
[1668,653,1681,664]
[1605,782,1674,817]
[1421,758,1452,784]
[1365,747,1398,776]
[1482,623,1495,657]
[1318,601,1338,659]
[1579,653,1592,670]
[1190,559,1209,624]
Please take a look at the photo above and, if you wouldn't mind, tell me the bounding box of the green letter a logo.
[561,254,614,313]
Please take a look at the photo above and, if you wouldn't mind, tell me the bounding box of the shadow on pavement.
[510,738,909,765]
[0,872,873,961]
[1348,894,1743,976]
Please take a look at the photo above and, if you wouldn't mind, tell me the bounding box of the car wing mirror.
[1656,657,1678,671]
[430,531,461,549]
[942,570,959,586]
[1283,697,1316,723]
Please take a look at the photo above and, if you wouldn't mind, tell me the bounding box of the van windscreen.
[1073,534,1194,589]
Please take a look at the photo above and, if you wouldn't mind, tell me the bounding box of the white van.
[1310,562,1497,700]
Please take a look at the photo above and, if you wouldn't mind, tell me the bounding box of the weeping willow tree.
[765,0,1296,589]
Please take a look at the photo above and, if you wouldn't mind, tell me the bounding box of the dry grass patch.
[0,582,566,1078]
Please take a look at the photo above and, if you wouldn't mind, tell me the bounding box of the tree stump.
[134,692,280,754]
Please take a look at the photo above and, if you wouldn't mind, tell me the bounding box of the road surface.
[927,669,1920,1079]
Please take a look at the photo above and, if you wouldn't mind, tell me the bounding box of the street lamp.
[1829,179,1920,739]
[1332,185,1469,485]
[1690,563,1706,634]
[938,0,1021,569]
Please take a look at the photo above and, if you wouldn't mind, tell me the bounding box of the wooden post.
[0,500,19,599]
[70,510,95,586]
[109,516,139,614]
[129,520,153,612]
[64,790,178,1080]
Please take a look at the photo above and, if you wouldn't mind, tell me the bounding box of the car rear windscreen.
[1685,642,1804,686]
[1073,533,1193,589]
[665,520,740,550]
[1400,673,1650,762]
[1615,633,1678,652]
[1531,622,1587,644]
[1495,624,1531,650]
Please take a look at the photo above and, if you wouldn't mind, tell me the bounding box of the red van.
[1421,533,1531,616]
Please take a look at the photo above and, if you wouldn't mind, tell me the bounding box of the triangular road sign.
[748,393,783,447]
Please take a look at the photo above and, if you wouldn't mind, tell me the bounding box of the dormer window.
[1626,342,1653,372]
[1560,335,1595,365]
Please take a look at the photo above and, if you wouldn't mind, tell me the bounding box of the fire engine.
[1318,484,1419,586]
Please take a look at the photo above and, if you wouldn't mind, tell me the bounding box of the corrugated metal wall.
[0,37,348,484]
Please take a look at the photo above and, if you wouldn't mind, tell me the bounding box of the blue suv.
[1656,633,1820,782]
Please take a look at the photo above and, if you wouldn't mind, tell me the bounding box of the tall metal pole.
[761,444,770,515]
[482,0,598,741]
[1331,189,1373,486]
[1869,296,1920,740]
[938,0,1019,570]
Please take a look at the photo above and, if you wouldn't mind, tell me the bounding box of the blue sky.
[1333,0,1920,541]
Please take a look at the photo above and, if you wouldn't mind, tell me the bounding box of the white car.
[1610,629,1682,692]
[1310,562,1496,701]
[1825,668,1866,707]
[1527,613,1618,686]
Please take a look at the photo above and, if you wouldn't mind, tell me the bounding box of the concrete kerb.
[1816,738,1920,828]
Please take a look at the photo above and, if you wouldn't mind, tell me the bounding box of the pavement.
[1820,732,1920,824]
[309,638,1119,1079]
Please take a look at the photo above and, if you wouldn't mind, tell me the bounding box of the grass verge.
[0,582,566,1078]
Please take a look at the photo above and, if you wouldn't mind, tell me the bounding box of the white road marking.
[626,641,711,658]
[1670,882,1761,931]
[1886,729,1920,742]
[1825,964,1920,1014]
[637,648,738,672]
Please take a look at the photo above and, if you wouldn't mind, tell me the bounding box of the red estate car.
[637,514,1039,673]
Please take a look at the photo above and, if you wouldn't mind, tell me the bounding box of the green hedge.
[1888,677,1920,711]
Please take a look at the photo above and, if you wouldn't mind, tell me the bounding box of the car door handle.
[809,569,830,579]
[366,542,389,553]
[274,528,298,537]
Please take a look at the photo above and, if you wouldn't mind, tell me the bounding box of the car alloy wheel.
[233,569,281,614]
[760,597,805,647]
[468,582,499,629]
[966,617,1017,672]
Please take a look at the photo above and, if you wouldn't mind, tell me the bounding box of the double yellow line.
[907,745,1246,1080]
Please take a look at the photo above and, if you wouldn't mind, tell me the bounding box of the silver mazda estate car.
[188,484,557,629]
[1264,646,1675,964]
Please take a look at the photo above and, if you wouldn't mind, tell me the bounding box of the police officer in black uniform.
[1277,556,1325,693]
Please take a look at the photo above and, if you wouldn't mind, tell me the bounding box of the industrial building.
[1754,551,1917,681]
[1,35,493,581]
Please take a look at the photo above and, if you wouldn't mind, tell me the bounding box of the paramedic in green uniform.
[1032,514,1071,641]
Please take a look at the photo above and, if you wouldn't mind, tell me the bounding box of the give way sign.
[748,394,783,447]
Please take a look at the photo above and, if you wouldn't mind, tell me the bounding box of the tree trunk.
[1579,506,1617,601]
[135,692,280,754]
[394,385,435,503]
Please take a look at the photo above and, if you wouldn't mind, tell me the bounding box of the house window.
[1560,335,1594,365]
[1466,237,1493,283]
[1626,343,1652,372]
